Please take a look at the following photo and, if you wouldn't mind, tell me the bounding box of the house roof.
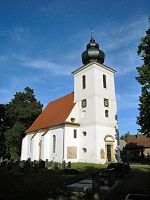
[26,92,76,133]
[126,134,150,148]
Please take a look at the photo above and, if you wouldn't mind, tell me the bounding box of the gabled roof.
[26,92,75,133]
[126,134,150,148]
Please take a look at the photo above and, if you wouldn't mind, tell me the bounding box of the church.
[21,36,118,164]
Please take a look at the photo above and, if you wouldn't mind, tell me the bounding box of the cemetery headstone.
[39,160,45,169]
[108,168,115,187]
[92,172,101,200]
[67,161,71,168]
[62,160,66,169]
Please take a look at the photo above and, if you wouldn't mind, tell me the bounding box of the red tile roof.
[26,93,76,133]
[126,134,150,148]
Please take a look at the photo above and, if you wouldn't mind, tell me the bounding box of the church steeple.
[82,36,105,65]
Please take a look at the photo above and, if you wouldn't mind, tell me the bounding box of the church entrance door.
[107,145,111,162]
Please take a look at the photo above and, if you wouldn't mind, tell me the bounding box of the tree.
[136,18,150,137]
[0,104,6,158]
[120,131,130,141]
[5,87,43,158]
[5,123,26,159]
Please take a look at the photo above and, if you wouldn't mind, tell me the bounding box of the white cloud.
[99,18,148,51]
[98,18,148,75]
[0,26,30,42]
[14,55,76,76]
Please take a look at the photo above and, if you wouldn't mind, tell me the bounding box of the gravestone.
[92,172,101,200]
[39,160,45,169]
[0,160,7,169]
[108,168,115,187]
[12,161,21,175]
[24,159,32,169]
[67,161,71,168]
[46,161,53,169]
[54,162,58,169]
[45,159,49,169]
[62,160,66,169]
[7,160,14,171]
[19,160,25,171]
[33,160,38,170]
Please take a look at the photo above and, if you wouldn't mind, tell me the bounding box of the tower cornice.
[72,61,116,75]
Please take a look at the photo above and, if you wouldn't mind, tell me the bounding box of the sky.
[0,0,150,135]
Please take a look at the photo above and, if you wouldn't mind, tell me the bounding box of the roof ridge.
[47,92,74,105]
[26,92,75,133]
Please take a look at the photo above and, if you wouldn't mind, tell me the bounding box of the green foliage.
[5,87,43,129]
[5,122,26,159]
[120,131,130,141]
[4,87,43,158]
[136,19,150,136]
[0,104,6,157]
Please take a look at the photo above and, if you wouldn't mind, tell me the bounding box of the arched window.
[103,74,107,88]
[53,135,56,153]
[30,138,32,153]
[81,110,86,118]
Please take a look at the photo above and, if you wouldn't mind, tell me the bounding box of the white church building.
[21,36,118,164]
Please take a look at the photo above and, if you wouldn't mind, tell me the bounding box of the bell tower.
[72,36,117,163]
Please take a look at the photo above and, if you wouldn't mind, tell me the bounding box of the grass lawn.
[104,164,150,200]
[71,162,106,172]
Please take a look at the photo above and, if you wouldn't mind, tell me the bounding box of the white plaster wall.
[42,130,51,161]
[50,128,63,162]
[94,65,117,125]
[21,134,31,160]
[74,63,116,125]
[66,106,78,123]
[74,65,95,103]
[78,125,97,163]
[64,126,79,162]
[31,132,43,161]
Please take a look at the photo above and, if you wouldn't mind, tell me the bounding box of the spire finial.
[90,27,94,40]
[90,28,95,42]
[91,27,93,38]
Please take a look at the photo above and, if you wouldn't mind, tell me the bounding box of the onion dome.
[82,36,105,65]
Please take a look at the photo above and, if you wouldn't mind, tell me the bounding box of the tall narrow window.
[74,129,77,138]
[53,135,56,153]
[105,110,109,117]
[82,75,86,89]
[30,138,32,153]
[103,74,107,88]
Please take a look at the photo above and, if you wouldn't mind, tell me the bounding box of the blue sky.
[0,0,150,135]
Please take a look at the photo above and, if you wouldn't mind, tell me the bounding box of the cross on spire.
[91,27,94,39]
